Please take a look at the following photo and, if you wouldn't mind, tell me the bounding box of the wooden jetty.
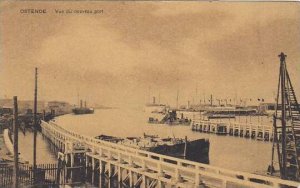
[191,119,274,141]
[40,120,299,188]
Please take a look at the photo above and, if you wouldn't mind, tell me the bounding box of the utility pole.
[33,67,38,183]
[13,96,19,188]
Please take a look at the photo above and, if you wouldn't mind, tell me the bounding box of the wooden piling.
[13,96,19,188]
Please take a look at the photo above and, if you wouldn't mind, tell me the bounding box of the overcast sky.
[0,1,299,108]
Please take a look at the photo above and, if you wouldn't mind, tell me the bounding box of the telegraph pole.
[33,67,38,183]
[13,96,19,188]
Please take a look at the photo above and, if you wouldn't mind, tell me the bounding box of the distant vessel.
[145,96,168,114]
[95,133,209,163]
[148,110,191,125]
[206,114,236,119]
[72,100,94,115]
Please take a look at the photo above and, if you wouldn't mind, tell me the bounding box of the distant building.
[258,103,277,115]
[0,99,45,113]
[0,107,13,115]
[46,101,72,115]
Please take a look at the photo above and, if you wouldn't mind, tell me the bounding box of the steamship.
[72,100,94,115]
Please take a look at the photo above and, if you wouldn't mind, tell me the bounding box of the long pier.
[40,120,299,188]
[191,119,274,141]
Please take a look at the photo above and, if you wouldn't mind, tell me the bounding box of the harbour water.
[18,131,57,164]
[16,108,276,175]
[53,108,274,174]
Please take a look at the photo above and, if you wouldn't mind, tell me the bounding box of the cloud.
[0,1,299,107]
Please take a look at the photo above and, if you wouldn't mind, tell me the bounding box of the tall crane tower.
[271,52,300,181]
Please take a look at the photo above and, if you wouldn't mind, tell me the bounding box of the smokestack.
[84,101,87,108]
[153,97,156,104]
[80,100,83,108]
[210,94,213,106]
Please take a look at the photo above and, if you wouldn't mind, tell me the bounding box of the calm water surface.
[18,131,57,164]
[49,108,275,174]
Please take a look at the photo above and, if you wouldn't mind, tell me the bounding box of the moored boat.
[72,108,94,115]
[72,100,94,115]
[95,133,209,164]
[148,110,191,125]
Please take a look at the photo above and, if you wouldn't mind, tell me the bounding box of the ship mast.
[176,89,179,109]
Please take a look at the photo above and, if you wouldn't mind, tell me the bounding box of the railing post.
[157,158,164,177]
[221,179,227,188]
[118,153,122,164]
[129,155,133,167]
[129,170,133,187]
[85,155,89,176]
[99,148,103,157]
[118,166,121,182]
[108,162,112,178]
[194,173,200,188]
[174,162,182,183]
[70,153,74,168]
[92,156,95,171]
[99,160,104,175]
[140,175,146,188]
[141,159,147,171]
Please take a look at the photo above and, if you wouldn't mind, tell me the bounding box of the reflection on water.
[52,108,275,174]
[18,130,56,164]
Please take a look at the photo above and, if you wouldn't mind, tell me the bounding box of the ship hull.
[72,108,94,115]
[95,135,209,164]
[148,139,209,164]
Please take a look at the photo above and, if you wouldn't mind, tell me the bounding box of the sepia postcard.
[0,1,300,187]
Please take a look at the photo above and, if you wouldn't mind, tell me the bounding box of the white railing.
[41,120,299,188]
[3,129,13,154]
[192,120,273,133]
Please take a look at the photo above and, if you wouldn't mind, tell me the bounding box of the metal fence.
[0,163,77,187]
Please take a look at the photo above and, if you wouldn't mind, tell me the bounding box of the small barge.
[148,110,191,125]
[95,133,209,164]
